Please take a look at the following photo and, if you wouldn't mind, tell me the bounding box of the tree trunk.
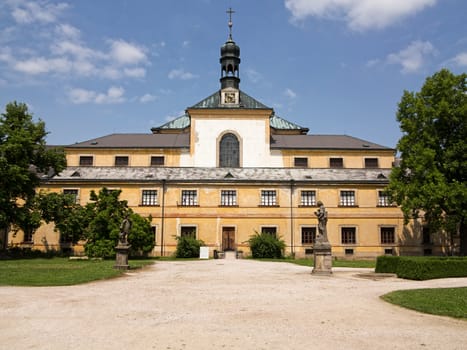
[460,216,467,256]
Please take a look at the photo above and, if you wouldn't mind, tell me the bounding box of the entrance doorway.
[222,227,235,251]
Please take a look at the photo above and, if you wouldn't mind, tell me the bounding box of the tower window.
[219,133,240,167]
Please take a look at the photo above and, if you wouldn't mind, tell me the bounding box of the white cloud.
[10,1,68,24]
[124,67,146,78]
[386,40,436,73]
[109,39,147,65]
[245,68,262,83]
[168,68,198,80]
[14,56,71,74]
[68,86,126,104]
[284,0,437,31]
[284,88,297,99]
[451,52,467,67]
[55,23,80,40]
[139,93,157,103]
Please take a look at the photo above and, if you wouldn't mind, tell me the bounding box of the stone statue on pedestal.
[314,201,328,242]
[119,215,132,245]
[115,215,132,270]
[312,201,332,275]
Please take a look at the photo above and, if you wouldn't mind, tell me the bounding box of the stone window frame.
[341,226,357,245]
[180,225,197,239]
[150,155,165,167]
[259,189,278,207]
[115,155,129,167]
[380,226,396,245]
[220,189,238,206]
[180,189,198,207]
[299,190,317,207]
[339,189,357,207]
[79,155,93,167]
[301,226,317,245]
[141,189,159,206]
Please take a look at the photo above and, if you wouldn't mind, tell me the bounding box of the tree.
[84,188,155,257]
[388,69,467,255]
[0,102,66,249]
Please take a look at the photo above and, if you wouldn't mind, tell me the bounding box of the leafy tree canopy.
[0,102,66,239]
[38,188,155,258]
[388,69,467,255]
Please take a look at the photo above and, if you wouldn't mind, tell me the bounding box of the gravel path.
[0,259,466,350]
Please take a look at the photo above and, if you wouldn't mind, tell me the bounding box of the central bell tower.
[220,8,240,106]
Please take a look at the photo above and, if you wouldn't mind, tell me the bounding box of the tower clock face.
[224,92,236,103]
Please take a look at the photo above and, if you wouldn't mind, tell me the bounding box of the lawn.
[258,258,376,269]
[381,287,467,319]
[0,258,155,286]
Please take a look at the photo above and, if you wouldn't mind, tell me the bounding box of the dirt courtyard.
[0,259,466,350]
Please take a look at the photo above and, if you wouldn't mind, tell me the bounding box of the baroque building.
[9,16,444,258]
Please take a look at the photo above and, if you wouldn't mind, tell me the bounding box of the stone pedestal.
[312,241,332,275]
[114,243,131,270]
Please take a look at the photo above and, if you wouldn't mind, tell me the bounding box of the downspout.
[160,179,166,257]
[290,179,295,257]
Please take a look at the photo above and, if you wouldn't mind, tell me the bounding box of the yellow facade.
[7,24,447,259]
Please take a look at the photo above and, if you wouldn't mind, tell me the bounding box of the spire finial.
[226,7,235,39]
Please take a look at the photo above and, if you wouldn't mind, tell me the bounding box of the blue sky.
[0,0,466,148]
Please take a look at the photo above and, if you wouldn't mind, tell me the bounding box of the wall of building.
[11,180,446,259]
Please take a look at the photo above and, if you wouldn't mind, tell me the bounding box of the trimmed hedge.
[376,256,467,280]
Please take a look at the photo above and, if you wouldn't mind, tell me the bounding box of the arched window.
[219,133,239,167]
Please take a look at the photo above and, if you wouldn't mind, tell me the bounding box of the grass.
[255,258,376,269]
[0,258,155,286]
[381,287,467,319]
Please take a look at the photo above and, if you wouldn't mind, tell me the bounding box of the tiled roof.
[271,134,393,150]
[190,90,271,109]
[66,133,190,149]
[64,132,391,150]
[50,166,391,184]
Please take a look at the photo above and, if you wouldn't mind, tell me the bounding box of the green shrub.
[375,256,401,273]
[376,256,467,280]
[248,232,286,259]
[175,235,205,258]
[85,239,115,258]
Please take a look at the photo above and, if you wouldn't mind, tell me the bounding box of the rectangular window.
[79,156,93,166]
[151,226,156,245]
[341,227,356,244]
[261,226,277,238]
[220,190,237,206]
[294,157,308,168]
[301,227,316,244]
[422,227,431,244]
[300,190,316,206]
[340,190,356,206]
[380,227,395,244]
[330,157,343,168]
[115,156,129,166]
[63,189,79,203]
[142,190,158,206]
[181,190,198,206]
[151,156,165,166]
[23,231,33,243]
[180,226,197,239]
[365,158,379,168]
[260,190,277,206]
[378,191,391,207]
